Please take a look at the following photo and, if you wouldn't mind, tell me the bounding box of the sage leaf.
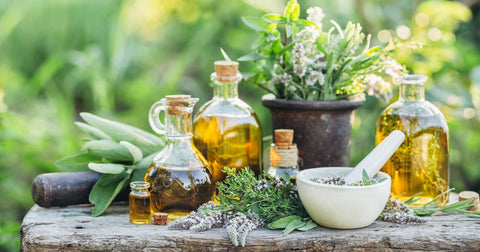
[55,152,102,171]
[296,219,317,231]
[284,218,305,234]
[133,152,158,170]
[82,139,132,162]
[131,168,147,182]
[120,141,143,163]
[75,122,112,140]
[362,169,370,185]
[89,172,129,217]
[88,163,125,174]
[80,112,161,155]
[268,215,301,229]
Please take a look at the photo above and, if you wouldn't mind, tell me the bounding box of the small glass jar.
[267,129,299,182]
[375,75,449,205]
[129,181,152,224]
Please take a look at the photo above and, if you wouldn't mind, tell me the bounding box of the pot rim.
[261,94,363,111]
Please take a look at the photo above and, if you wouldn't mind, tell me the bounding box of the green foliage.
[240,0,404,101]
[216,167,316,233]
[56,113,163,216]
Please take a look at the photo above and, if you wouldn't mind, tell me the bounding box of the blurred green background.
[0,0,479,250]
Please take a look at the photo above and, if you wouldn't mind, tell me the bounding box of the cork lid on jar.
[165,94,191,115]
[274,129,294,146]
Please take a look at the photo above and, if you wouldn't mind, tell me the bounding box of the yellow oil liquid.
[129,193,152,224]
[376,114,449,205]
[193,115,262,184]
[145,166,214,219]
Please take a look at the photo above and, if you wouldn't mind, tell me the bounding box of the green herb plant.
[55,113,164,216]
[171,167,316,246]
[240,0,406,102]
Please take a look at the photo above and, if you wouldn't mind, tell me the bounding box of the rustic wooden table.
[21,202,480,251]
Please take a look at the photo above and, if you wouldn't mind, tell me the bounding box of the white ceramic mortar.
[296,167,391,229]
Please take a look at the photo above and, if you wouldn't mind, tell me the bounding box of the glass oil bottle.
[129,181,152,224]
[375,75,449,205]
[145,95,214,219]
[193,61,262,185]
[268,129,299,182]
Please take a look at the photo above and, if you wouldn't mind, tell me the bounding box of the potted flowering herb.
[240,0,405,168]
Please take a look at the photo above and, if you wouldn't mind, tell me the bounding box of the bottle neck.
[165,112,193,138]
[213,81,239,99]
[399,83,425,102]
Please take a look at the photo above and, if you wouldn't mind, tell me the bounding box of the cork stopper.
[215,61,238,76]
[165,94,191,115]
[274,129,294,146]
[459,191,480,211]
[152,212,168,225]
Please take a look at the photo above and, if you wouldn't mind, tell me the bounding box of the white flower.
[292,43,308,77]
[305,71,325,86]
[296,26,320,44]
[364,74,392,102]
[382,59,406,83]
[271,73,293,87]
[306,7,325,30]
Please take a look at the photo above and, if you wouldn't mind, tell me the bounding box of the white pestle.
[344,130,405,184]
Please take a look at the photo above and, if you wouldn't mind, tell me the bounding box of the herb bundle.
[56,113,164,216]
[171,168,316,247]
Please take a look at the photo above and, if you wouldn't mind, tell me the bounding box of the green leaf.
[120,141,143,163]
[251,35,266,50]
[286,23,294,38]
[238,53,260,61]
[55,152,102,171]
[262,14,285,24]
[296,219,317,231]
[220,48,231,61]
[272,40,282,54]
[362,169,370,185]
[131,168,148,182]
[241,16,269,31]
[284,0,300,21]
[89,172,130,216]
[75,122,112,140]
[284,218,305,234]
[132,152,158,170]
[296,19,317,28]
[268,215,301,229]
[88,163,125,174]
[82,139,133,162]
[79,112,161,155]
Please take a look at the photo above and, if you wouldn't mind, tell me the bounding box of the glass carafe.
[145,95,214,219]
[375,75,449,205]
[193,61,262,185]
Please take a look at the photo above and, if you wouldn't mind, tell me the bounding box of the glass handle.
[148,101,166,135]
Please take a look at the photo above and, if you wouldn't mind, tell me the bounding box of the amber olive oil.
[193,115,262,183]
[129,182,152,224]
[375,75,449,205]
[145,166,214,219]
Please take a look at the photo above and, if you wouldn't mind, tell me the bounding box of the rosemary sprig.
[405,189,480,217]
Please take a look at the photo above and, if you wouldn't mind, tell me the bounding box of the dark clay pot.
[262,95,363,169]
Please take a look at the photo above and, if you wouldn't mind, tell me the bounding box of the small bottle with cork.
[129,181,152,224]
[268,129,299,181]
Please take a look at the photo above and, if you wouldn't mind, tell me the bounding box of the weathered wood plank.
[21,203,480,251]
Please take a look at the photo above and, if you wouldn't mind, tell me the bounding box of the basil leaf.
[55,152,102,171]
[89,172,130,217]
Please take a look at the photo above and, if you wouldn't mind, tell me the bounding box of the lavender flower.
[380,197,425,224]
[225,212,262,247]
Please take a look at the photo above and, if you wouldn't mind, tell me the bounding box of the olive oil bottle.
[145,95,214,219]
[375,75,449,205]
[193,61,262,184]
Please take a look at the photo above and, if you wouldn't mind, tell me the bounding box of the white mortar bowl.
[296,167,391,229]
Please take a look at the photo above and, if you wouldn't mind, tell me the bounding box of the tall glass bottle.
[193,61,262,185]
[375,75,449,205]
[145,95,214,219]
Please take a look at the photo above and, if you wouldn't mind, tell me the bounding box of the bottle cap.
[459,191,480,211]
[214,61,238,76]
[152,212,168,225]
[165,94,191,101]
[274,129,294,146]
